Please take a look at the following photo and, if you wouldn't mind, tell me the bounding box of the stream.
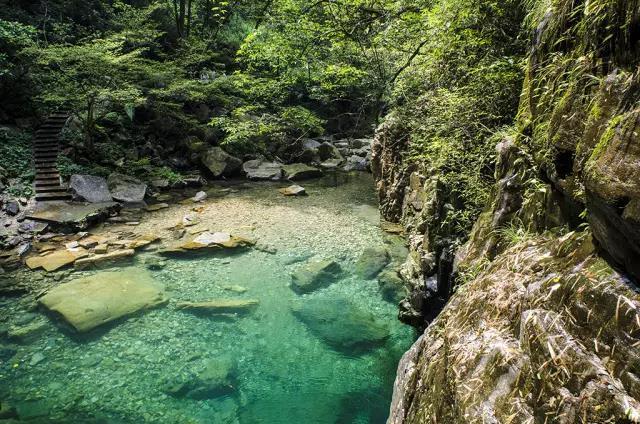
[0,172,415,423]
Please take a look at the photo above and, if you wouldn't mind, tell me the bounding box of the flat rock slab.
[159,233,255,256]
[279,185,307,196]
[25,201,120,231]
[39,268,167,332]
[25,248,89,272]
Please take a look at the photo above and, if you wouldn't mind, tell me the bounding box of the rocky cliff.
[380,0,640,422]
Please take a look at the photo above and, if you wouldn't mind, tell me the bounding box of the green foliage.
[0,20,36,78]
[121,158,184,184]
[390,0,526,237]
[494,220,535,247]
[211,105,324,153]
[0,128,33,180]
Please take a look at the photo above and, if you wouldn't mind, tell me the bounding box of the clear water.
[0,173,414,423]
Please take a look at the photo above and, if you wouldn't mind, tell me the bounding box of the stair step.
[34,152,58,157]
[35,159,57,164]
[36,187,68,194]
[35,171,60,177]
[34,148,58,153]
[35,178,61,183]
[36,193,72,202]
[35,181,62,188]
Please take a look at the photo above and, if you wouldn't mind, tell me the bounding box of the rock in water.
[201,147,242,177]
[279,185,307,196]
[192,191,207,202]
[69,175,112,203]
[176,299,258,314]
[291,298,389,353]
[39,268,167,332]
[378,269,406,303]
[162,356,237,399]
[355,247,390,279]
[282,164,323,181]
[107,173,147,206]
[243,159,283,180]
[290,259,342,293]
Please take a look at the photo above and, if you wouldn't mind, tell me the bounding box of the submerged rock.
[39,268,167,332]
[176,299,258,314]
[355,247,390,279]
[162,356,237,400]
[69,174,112,203]
[292,298,389,353]
[290,259,342,293]
[378,268,405,303]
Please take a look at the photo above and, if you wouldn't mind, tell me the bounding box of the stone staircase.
[33,111,72,202]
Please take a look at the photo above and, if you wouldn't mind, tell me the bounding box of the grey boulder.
[243,159,283,181]
[201,147,242,177]
[107,173,147,206]
[69,175,112,203]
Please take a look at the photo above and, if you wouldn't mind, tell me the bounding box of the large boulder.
[291,298,390,353]
[282,164,323,181]
[201,147,242,177]
[107,173,147,206]
[39,268,167,332]
[69,175,112,203]
[242,159,283,180]
[290,259,342,293]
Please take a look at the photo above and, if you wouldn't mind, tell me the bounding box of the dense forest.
[2,0,640,422]
[1,0,523,226]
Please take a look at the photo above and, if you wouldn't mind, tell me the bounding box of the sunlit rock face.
[389,232,640,423]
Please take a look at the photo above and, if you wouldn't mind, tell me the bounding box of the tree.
[26,38,145,151]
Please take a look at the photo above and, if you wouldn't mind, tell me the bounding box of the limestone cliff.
[380,0,640,422]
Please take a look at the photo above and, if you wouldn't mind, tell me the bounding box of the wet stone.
[39,268,167,332]
[162,356,237,400]
[355,247,390,279]
[290,259,343,293]
[292,298,390,354]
